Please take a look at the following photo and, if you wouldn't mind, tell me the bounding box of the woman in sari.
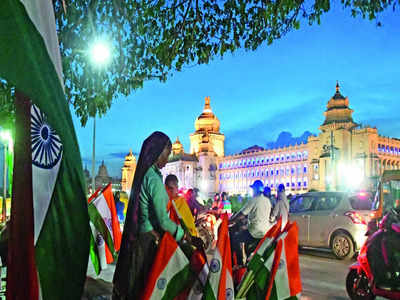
[113,131,185,299]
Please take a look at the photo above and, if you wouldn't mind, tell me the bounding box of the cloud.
[224,98,321,154]
[107,152,132,159]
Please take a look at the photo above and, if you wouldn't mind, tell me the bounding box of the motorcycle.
[346,208,400,300]
[195,211,221,251]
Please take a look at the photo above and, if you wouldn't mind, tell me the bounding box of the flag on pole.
[141,232,192,300]
[88,183,122,264]
[204,214,234,300]
[0,1,90,299]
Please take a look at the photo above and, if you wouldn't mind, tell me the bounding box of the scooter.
[346,208,400,300]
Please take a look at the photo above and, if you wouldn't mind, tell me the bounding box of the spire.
[175,136,180,143]
[129,149,133,156]
[203,96,212,113]
[333,81,344,100]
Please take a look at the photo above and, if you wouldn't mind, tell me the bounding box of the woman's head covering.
[113,131,171,294]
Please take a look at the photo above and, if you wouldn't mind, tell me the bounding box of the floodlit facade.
[123,83,400,197]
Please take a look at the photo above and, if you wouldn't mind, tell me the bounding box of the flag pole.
[7,91,39,299]
[2,143,6,222]
[91,114,96,192]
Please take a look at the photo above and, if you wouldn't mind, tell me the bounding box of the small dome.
[194,96,220,133]
[172,136,184,155]
[97,161,109,177]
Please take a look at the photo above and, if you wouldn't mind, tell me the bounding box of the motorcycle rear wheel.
[346,269,375,300]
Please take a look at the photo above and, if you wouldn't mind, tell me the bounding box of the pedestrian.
[221,192,232,218]
[270,183,289,230]
[113,131,187,299]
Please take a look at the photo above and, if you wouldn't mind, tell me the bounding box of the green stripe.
[203,280,217,300]
[0,1,90,300]
[161,264,192,300]
[88,203,116,257]
[89,231,101,275]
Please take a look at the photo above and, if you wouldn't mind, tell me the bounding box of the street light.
[90,40,111,66]
[89,39,111,193]
[0,129,12,222]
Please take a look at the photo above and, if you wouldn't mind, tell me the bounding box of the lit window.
[286,154,290,161]
[304,166,307,173]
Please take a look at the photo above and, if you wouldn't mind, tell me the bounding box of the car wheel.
[332,233,354,260]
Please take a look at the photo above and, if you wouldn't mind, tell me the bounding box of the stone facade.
[124,84,400,197]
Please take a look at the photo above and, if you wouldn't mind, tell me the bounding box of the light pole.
[89,39,111,193]
[0,129,12,222]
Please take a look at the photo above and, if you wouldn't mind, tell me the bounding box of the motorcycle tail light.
[345,211,366,225]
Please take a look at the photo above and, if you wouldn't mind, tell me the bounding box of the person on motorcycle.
[367,203,400,288]
[270,184,289,230]
[229,180,273,265]
[165,174,198,237]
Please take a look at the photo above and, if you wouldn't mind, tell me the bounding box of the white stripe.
[187,260,209,299]
[19,0,64,88]
[275,238,291,300]
[226,270,234,300]
[149,246,189,299]
[91,193,114,240]
[207,249,222,298]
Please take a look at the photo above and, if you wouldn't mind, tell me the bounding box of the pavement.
[83,262,115,300]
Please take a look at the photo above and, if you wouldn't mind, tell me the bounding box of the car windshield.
[348,193,373,210]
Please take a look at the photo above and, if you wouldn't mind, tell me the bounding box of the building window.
[303,151,308,160]
[303,166,307,173]
[286,154,290,161]
[291,167,295,175]
[281,154,285,162]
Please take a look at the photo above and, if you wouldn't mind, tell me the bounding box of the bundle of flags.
[236,219,302,300]
[88,183,122,275]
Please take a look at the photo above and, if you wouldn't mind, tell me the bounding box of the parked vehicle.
[370,170,400,221]
[346,208,400,300]
[289,192,373,259]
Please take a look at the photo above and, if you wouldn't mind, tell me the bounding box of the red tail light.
[345,211,366,225]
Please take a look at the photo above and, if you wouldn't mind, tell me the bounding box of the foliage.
[0,80,14,130]
[0,0,397,125]
[230,194,250,213]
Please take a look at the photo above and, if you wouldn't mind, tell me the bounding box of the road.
[83,249,386,299]
[299,248,385,300]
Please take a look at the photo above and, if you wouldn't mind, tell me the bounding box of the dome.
[172,136,184,155]
[194,96,220,133]
[97,160,109,177]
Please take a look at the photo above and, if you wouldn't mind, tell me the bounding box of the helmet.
[250,180,264,193]
[263,186,271,198]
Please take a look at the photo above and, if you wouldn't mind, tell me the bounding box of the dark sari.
[113,131,171,299]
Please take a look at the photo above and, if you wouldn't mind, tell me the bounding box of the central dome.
[194,96,220,133]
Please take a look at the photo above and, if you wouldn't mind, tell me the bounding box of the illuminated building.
[125,83,400,197]
[217,82,400,194]
[121,149,136,194]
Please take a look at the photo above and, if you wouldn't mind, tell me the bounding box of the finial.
[204,96,212,112]
[175,136,180,143]
[129,149,133,155]
[336,80,340,92]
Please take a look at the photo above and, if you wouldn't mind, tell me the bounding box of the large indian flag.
[0,1,90,299]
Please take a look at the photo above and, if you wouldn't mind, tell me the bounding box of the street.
[83,249,387,300]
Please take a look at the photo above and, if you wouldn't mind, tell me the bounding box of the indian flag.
[204,214,234,300]
[88,183,122,264]
[267,222,302,300]
[0,1,90,299]
[236,218,283,299]
[141,232,192,300]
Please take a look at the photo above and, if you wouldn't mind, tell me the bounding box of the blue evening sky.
[71,4,400,178]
